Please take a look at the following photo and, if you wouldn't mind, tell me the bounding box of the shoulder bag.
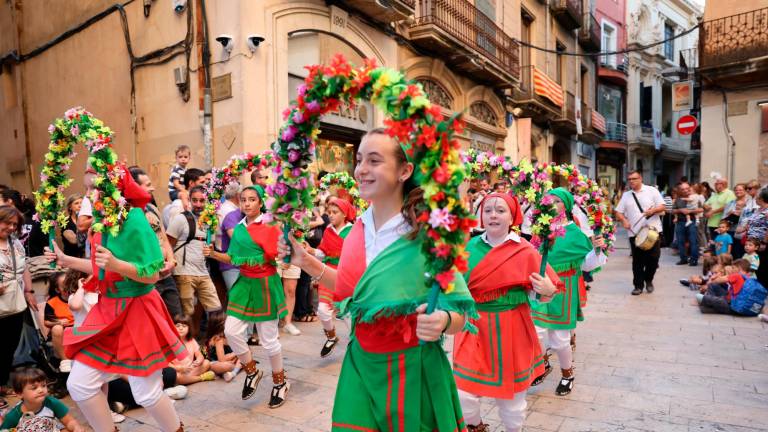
[0,240,28,317]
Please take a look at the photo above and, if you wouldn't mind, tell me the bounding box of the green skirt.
[531,270,582,330]
[331,339,467,432]
[226,274,287,322]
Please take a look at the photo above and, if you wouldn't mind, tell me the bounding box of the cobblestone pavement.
[32,231,768,431]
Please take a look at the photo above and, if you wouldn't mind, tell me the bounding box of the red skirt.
[452,303,544,398]
[318,262,339,306]
[64,289,187,377]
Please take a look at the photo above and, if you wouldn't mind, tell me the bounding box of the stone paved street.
[40,231,768,431]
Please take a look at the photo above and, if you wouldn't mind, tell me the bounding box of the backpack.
[729,276,768,316]
[173,211,197,266]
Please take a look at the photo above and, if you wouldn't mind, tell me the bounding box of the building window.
[470,102,499,127]
[521,8,533,68]
[580,65,589,105]
[664,23,674,60]
[416,78,454,109]
[556,41,566,84]
[601,20,617,67]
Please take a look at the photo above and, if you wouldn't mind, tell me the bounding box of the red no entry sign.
[677,115,698,135]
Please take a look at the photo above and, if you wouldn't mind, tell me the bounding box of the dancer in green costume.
[530,187,606,396]
[204,186,290,408]
[279,129,477,431]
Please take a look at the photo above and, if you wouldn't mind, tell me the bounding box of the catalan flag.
[533,67,564,107]
[592,110,606,134]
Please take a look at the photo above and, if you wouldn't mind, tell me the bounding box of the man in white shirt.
[615,170,666,295]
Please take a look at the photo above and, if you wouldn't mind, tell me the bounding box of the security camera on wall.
[172,0,186,13]
[216,34,234,59]
[246,34,265,52]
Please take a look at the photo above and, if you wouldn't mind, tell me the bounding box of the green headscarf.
[548,187,574,215]
[243,185,266,213]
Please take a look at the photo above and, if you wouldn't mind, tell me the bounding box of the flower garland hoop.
[461,149,512,180]
[35,107,124,277]
[198,150,277,240]
[270,54,474,311]
[318,171,367,215]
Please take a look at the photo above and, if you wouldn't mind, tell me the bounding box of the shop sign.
[470,131,495,153]
[672,81,692,112]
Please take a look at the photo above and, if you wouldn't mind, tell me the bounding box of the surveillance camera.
[172,0,186,13]
[246,34,265,52]
[215,34,234,53]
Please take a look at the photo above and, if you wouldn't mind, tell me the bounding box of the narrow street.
[69,229,768,432]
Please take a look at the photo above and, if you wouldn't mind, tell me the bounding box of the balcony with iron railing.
[604,122,627,143]
[550,0,582,31]
[511,65,562,124]
[551,91,578,135]
[699,7,768,85]
[337,0,415,25]
[409,0,520,87]
[598,53,628,86]
[580,102,604,145]
[578,12,600,52]
[679,47,698,70]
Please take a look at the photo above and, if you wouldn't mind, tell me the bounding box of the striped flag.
[592,110,606,133]
[533,67,564,107]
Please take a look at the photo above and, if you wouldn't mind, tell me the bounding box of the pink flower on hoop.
[428,207,455,230]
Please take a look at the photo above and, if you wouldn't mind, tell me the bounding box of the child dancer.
[453,193,561,432]
[308,197,355,357]
[203,185,289,408]
[279,129,477,431]
[47,169,185,432]
[530,188,606,396]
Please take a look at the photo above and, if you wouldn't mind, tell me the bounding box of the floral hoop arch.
[318,171,368,215]
[198,150,277,236]
[35,107,124,239]
[270,54,474,303]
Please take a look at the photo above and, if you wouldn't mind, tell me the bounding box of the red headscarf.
[329,197,356,222]
[479,192,523,228]
[116,164,152,209]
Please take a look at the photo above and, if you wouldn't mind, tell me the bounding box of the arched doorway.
[552,140,572,165]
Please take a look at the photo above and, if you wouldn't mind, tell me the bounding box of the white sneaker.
[111,411,126,423]
[283,323,301,336]
[164,385,188,400]
[59,359,72,373]
[759,314,768,323]
[223,371,235,382]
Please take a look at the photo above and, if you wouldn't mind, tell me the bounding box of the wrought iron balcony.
[598,53,628,86]
[550,0,582,31]
[336,0,415,24]
[580,102,604,144]
[511,65,562,124]
[699,7,768,85]
[578,13,600,52]
[409,0,520,87]
[551,91,578,135]
[604,122,627,143]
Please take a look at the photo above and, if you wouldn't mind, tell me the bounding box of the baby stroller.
[13,307,67,398]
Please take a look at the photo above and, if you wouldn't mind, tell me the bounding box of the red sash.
[469,238,564,302]
[318,225,344,261]
[335,220,418,353]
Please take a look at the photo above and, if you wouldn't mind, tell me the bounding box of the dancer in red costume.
[46,168,185,432]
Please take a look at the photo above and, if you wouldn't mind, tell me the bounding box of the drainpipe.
[12,4,34,191]
[195,0,213,168]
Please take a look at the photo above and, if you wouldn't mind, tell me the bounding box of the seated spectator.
[108,368,188,414]
[696,259,751,314]
[43,272,74,373]
[169,315,215,385]
[204,312,241,382]
[0,367,84,431]
[680,255,718,290]
[714,221,733,256]
[718,252,733,267]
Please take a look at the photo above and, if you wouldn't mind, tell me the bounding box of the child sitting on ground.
[0,367,84,431]
[714,221,733,256]
[204,312,242,382]
[696,259,751,314]
[170,315,215,385]
[744,238,760,275]
[680,255,718,290]
[43,272,74,373]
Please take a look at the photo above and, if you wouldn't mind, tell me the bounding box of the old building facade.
[625,0,701,190]
[1,0,606,204]
[698,1,768,185]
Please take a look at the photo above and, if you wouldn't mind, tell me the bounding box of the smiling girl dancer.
[280,128,477,431]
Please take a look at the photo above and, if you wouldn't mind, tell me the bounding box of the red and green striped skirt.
[331,339,467,432]
[453,303,544,398]
[64,289,186,377]
[227,274,287,322]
